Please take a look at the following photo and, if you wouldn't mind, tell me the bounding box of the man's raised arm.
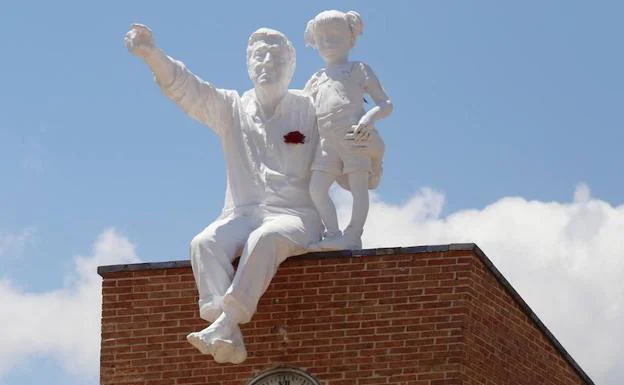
[124,24,235,135]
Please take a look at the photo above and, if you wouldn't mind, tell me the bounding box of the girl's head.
[304,10,363,64]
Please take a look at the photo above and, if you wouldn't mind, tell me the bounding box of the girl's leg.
[344,171,369,243]
[314,171,369,250]
[309,170,340,239]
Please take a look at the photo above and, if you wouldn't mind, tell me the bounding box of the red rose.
[283,131,306,144]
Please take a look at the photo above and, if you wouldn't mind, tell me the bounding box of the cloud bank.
[0,229,139,383]
[334,183,624,384]
[1,185,622,385]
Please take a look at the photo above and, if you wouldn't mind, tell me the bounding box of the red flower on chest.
[283,131,306,144]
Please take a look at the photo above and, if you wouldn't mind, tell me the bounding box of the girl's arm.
[359,63,393,127]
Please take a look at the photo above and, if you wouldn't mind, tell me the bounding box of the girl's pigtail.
[304,19,316,48]
[346,11,364,39]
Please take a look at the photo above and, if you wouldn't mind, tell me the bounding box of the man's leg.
[187,212,259,362]
[225,213,315,322]
[189,213,258,322]
[196,212,320,363]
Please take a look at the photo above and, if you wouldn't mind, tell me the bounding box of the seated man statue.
[125,24,322,364]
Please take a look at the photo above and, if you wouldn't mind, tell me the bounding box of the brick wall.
[98,245,592,385]
[462,252,586,385]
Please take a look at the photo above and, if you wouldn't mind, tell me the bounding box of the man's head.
[247,28,296,92]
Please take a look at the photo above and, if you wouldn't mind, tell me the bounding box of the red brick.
[99,249,589,385]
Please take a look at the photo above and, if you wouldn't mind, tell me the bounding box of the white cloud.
[0,228,139,382]
[334,184,624,385]
[2,185,621,384]
[0,228,35,259]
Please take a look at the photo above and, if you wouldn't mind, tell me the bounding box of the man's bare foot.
[186,313,233,355]
[186,331,215,355]
[186,313,247,363]
[212,325,247,364]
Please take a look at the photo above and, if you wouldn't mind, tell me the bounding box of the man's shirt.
[159,58,319,215]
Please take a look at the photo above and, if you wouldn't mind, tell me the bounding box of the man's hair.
[246,28,296,85]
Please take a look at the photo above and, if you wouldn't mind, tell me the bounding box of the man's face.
[248,38,291,88]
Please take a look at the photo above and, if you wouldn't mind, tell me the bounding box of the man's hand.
[125,23,156,58]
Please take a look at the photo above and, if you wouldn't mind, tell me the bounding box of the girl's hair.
[304,10,364,49]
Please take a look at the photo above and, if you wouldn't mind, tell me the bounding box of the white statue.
[304,10,393,251]
[125,24,322,364]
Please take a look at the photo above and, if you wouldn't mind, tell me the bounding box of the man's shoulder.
[240,89,254,102]
[286,89,314,105]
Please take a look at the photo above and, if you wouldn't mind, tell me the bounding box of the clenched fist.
[125,23,156,58]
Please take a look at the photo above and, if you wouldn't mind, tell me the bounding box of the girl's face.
[315,19,352,64]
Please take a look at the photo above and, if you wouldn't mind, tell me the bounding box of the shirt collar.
[244,89,290,124]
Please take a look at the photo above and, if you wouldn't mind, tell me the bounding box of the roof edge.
[472,245,595,385]
[97,243,476,275]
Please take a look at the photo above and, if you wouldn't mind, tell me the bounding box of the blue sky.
[1,1,623,384]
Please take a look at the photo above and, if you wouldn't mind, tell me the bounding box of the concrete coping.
[97,243,476,275]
